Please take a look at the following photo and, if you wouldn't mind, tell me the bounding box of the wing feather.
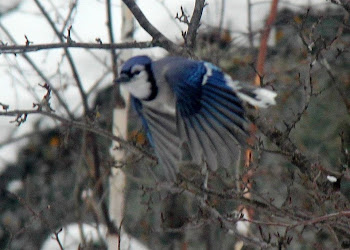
[176,112,203,165]
[163,59,247,171]
[194,113,233,170]
[186,115,218,170]
[132,97,181,181]
[131,57,275,178]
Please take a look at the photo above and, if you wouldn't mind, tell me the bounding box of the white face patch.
[131,64,145,74]
[124,70,152,100]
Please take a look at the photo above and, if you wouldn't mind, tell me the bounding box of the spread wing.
[131,97,181,181]
[164,59,248,171]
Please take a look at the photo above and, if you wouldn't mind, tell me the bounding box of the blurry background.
[0,0,349,249]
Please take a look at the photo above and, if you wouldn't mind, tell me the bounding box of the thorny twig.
[24,35,32,46]
[0,22,74,118]
[34,0,89,113]
[33,83,54,112]
[0,108,157,162]
[175,6,190,25]
[283,71,312,135]
[5,191,64,250]
[298,9,350,115]
[0,41,155,54]
[0,102,9,111]
[10,113,28,126]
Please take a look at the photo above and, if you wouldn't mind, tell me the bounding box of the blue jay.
[116,56,276,181]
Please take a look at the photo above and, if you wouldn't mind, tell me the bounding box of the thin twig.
[5,191,64,250]
[247,0,254,48]
[0,22,74,119]
[34,0,89,113]
[122,0,182,55]
[106,0,119,80]
[0,109,157,162]
[218,0,226,33]
[106,0,125,110]
[289,210,350,229]
[60,0,79,34]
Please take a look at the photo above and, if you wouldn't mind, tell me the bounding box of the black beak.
[115,73,130,84]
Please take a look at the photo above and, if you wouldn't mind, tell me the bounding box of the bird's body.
[116,56,276,180]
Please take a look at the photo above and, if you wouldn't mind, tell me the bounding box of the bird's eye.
[133,70,141,75]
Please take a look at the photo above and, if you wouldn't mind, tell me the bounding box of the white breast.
[123,71,152,100]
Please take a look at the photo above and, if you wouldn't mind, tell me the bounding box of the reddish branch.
[254,0,279,85]
[242,1,279,241]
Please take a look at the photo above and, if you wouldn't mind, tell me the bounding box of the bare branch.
[60,0,79,34]
[186,0,206,48]
[241,210,350,229]
[106,0,126,110]
[0,109,157,162]
[247,0,254,48]
[319,57,350,115]
[0,41,155,54]
[218,0,226,32]
[5,191,65,250]
[254,0,279,85]
[175,6,190,25]
[106,0,118,80]
[289,210,350,229]
[0,22,74,118]
[330,0,350,13]
[0,102,9,111]
[122,0,182,54]
[33,83,54,112]
[34,0,89,113]
[155,0,182,31]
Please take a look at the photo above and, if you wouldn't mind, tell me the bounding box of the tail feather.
[236,87,277,108]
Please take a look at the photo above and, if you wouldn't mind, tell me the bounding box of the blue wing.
[131,97,154,146]
[165,59,248,171]
[131,96,181,181]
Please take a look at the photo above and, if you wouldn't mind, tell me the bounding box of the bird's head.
[115,55,157,101]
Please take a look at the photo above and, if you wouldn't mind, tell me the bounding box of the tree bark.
[107,1,134,249]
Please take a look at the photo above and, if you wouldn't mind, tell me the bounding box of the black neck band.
[144,64,158,101]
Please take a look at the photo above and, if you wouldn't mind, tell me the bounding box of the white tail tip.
[237,88,277,108]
